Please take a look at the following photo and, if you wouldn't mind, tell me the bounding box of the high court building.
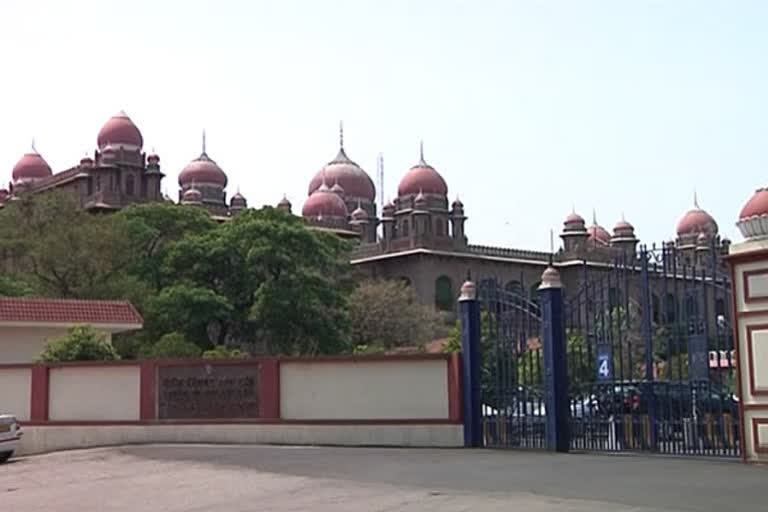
[4,111,731,312]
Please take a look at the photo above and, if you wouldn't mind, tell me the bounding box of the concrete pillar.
[459,280,482,447]
[730,187,768,462]
[538,266,570,452]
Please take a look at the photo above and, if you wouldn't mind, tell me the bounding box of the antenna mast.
[377,152,384,212]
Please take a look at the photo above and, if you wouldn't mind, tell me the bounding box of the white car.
[0,414,22,463]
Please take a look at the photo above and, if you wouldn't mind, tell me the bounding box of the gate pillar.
[539,266,570,452]
[728,236,768,463]
[459,279,483,447]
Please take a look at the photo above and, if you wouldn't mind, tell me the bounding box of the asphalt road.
[2,445,766,511]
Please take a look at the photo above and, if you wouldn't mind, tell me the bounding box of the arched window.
[126,174,135,196]
[652,294,660,325]
[402,219,410,237]
[435,275,453,311]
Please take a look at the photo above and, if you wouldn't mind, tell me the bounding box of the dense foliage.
[0,192,446,359]
[348,279,447,350]
[38,325,121,362]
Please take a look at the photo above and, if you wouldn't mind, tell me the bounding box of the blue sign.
[596,345,613,381]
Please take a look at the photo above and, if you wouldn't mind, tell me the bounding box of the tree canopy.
[2,195,439,358]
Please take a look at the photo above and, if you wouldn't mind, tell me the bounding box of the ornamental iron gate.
[477,278,546,449]
[566,245,739,457]
[472,243,740,457]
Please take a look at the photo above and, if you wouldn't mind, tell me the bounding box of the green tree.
[143,283,233,348]
[163,207,353,355]
[348,279,445,350]
[0,191,134,298]
[139,332,201,359]
[116,203,217,290]
[38,325,120,362]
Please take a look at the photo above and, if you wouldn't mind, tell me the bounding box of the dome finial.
[419,140,425,164]
[592,208,598,226]
[694,188,699,208]
[202,129,207,155]
[339,120,344,150]
[31,137,37,153]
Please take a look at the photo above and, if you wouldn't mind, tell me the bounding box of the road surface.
[2,445,765,511]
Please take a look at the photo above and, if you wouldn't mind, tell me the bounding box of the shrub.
[38,325,120,362]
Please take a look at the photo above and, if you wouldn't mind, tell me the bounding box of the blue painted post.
[459,280,483,447]
[539,266,570,452]
[640,249,658,451]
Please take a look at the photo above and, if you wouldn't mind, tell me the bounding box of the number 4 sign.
[596,346,613,381]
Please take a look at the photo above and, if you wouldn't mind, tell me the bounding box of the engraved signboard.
[158,364,261,419]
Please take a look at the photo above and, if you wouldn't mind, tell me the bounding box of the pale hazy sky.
[1,0,766,250]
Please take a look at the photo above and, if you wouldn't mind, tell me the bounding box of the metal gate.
[565,244,739,457]
[477,278,545,448]
[472,242,739,457]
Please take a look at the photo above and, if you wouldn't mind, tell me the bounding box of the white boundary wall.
[17,424,463,455]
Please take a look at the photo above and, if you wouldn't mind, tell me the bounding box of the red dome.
[398,154,448,197]
[565,212,585,225]
[308,148,375,201]
[351,204,369,220]
[587,224,612,245]
[302,187,348,218]
[97,111,143,149]
[12,152,52,183]
[614,219,634,232]
[739,188,768,220]
[676,208,718,236]
[178,152,228,188]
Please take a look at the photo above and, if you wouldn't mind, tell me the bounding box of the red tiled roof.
[0,297,143,326]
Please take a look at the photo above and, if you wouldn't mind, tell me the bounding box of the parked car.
[0,414,22,463]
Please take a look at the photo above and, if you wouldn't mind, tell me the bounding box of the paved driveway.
[2,445,765,511]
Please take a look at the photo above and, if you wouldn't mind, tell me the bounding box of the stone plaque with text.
[158,364,260,419]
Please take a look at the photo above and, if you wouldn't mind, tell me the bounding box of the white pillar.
[728,238,768,462]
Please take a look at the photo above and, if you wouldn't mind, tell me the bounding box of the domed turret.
[560,209,590,253]
[230,189,247,211]
[563,210,587,233]
[612,216,636,239]
[302,179,349,219]
[181,185,203,205]
[677,194,718,238]
[79,155,94,168]
[737,187,768,239]
[382,200,395,217]
[587,212,611,246]
[12,142,53,184]
[397,142,448,197]
[178,149,227,188]
[307,124,375,202]
[351,202,369,221]
[97,111,143,150]
[277,195,292,213]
